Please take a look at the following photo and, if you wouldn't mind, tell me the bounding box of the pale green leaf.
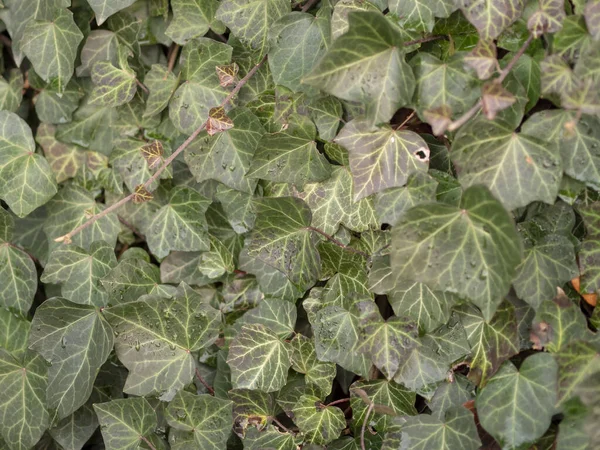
[165,391,232,449]
[390,186,522,320]
[76,30,119,77]
[290,334,336,397]
[0,111,57,217]
[229,389,277,432]
[291,394,346,445]
[476,353,558,449]
[304,11,415,126]
[457,0,525,39]
[555,340,600,405]
[29,298,113,420]
[309,96,343,141]
[215,185,256,234]
[21,8,83,93]
[330,0,381,40]
[93,398,157,450]
[35,81,83,125]
[243,299,296,339]
[41,241,117,307]
[527,0,566,37]
[553,15,593,61]
[143,65,179,118]
[89,61,137,107]
[586,0,600,40]
[0,350,49,450]
[101,257,161,305]
[0,70,22,113]
[0,307,29,358]
[104,284,221,398]
[0,241,36,315]
[389,0,456,32]
[227,323,292,392]
[243,426,301,450]
[166,0,221,45]
[335,119,430,201]
[427,374,475,419]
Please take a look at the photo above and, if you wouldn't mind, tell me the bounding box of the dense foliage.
[0,0,599,448]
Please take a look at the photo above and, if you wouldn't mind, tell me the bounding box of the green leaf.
[389,0,455,32]
[93,398,157,450]
[0,111,57,217]
[243,299,296,339]
[227,323,292,392]
[21,8,83,93]
[76,30,119,77]
[0,241,36,314]
[89,61,137,107]
[86,0,136,25]
[35,81,83,125]
[104,283,221,398]
[390,186,522,321]
[0,350,49,450]
[513,235,578,309]
[166,0,221,45]
[0,70,23,113]
[229,388,277,432]
[101,257,161,304]
[291,394,346,445]
[41,241,117,307]
[427,374,475,419]
[29,298,113,420]
[247,115,331,186]
[215,0,290,56]
[530,289,589,352]
[335,120,430,201]
[555,340,600,405]
[385,406,481,450]
[456,301,519,386]
[309,96,343,141]
[457,0,525,39]
[268,11,330,92]
[290,334,336,397]
[464,39,497,80]
[248,197,321,292]
[0,307,30,357]
[527,0,566,37]
[553,15,593,61]
[185,107,265,193]
[586,0,600,40]
[44,185,120,250]
[355,300,419,380]
[451,117,562,211]
[304,11,415,126]
[144,186,211,259]
[476,353,558,449]
[143,65,180,118]
[165,391,232,449]
[243,426,301,450]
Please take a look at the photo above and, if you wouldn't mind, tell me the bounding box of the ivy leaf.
[104,283,221,398]
[89,61,137,107]
[355,301,419,380]
[0,111,58,217]
[0,350,49,450]
[101,257,161,304]
[481,82,517,120]
[513,235,578,309]
[309,96,343,141]
[185,107,265,194]
[229,388,277,433]
[86,0,137,25]
[216,0,290,55]
[29,298,113,420]
[291,394,346,445]
[248,197,321,292]
[335,120,430,201]
[144,186,211,259]
[464,39,498,80]
[76,30,119,77]
[247,115,331,187]
[391,186,522,321]
[530,289,589,352]
[555,340,600,405]
[166,0,221,45]
[41,241,117,307]
[304,11,415,126]
[0,240,36,315]
[243,298,296,339]
[427,375,475,419]
[0,70,23,112]
[93,398,157,450]
[165,391,232,449]
[243,426,301,450]
[457,0,525,39]
[0,307,30,357]
[143,65,179,118]
[21,8,83,93]
[290,334,336,397]
[456,301,519,386]
[44,185,120,251]
[527,0,566,38]
[451,117,562,210]
[553,15,592,61]
[389,0,456,32]
[268,11,330,92]
[227,323,292,392]
[385,406,481,450]
[585,0,600,41]
[215,185,256,233]
[476,353,558,449]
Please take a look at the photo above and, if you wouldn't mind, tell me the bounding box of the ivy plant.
[0,0,599,449]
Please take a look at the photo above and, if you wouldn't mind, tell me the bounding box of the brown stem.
[403,35,445,46]
[118,216,145,239]
[306,226,369,259]
[135,79,149,94]
[447,34,534,132]
[270,416,294,434]
[326,398,351,407]
[195,368,215,395]
[361,402,375,450]
[139,435,158,450]
[55,55,268,244]
[167,44,180,74]
[395,110,416,130]
[301,0,319,12]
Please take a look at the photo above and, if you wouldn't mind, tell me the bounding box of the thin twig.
[135,79,149,94]
[271,416,294,434]
[325,398,351,408]
[139,435,158,450]
[447,34,534,132]
[300,0,319,12]
[118,215,145,239]
[166,44,180,74]
[361,402,375,450]
[195,368,215,395]
[306,226,369,259]
[395,110,416,130]
[55,55,268,244]
[403,35,445,46]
